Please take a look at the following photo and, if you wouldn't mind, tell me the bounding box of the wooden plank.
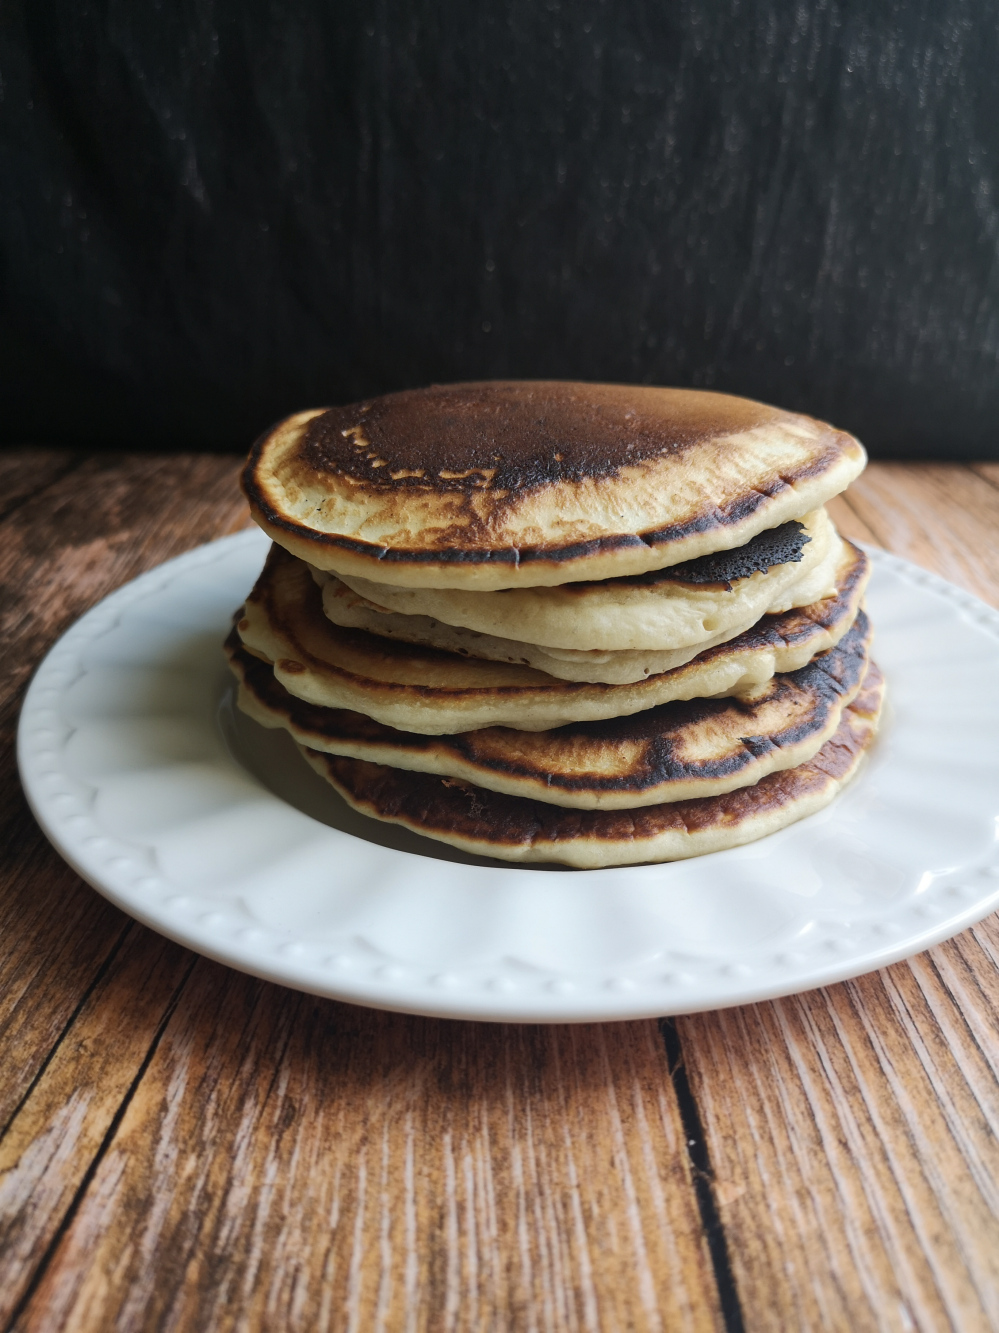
[968,462,999,492]
[0,450,81,524]
[12,965,722,1333]
[675,462,999,1332]
[843,462,999,607]
[0,454,249,1123]
[676,935,999,1332]
[0,855,128,1135]
[0,926,194,1327]
[0,452,250,711]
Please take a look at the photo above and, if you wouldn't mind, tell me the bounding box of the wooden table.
[1,449,998,1332]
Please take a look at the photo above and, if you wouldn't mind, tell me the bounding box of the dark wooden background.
[3,0,999,457]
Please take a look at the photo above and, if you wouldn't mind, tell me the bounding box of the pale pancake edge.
[236,540,871,734]
[322,512,843,666]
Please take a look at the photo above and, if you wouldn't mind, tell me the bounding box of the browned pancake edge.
[234,540,871,733]
[297,663,885,868]
[244,383,865,588]
[227,610,872,809]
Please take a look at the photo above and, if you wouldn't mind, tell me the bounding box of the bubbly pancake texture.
[228,611,871,810]
[237,540,870,733]
[242,382,866,589]
[300,663,885,867]
[331,509,839,654]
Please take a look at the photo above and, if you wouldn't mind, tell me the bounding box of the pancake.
[322,510,840,664]
[316,569,775,683]
[317,525,842,682]
[243,382,866,590]
[661,520,811,583]
[237,540,871,734]
[299,662,885,867]
[228,610,872,809]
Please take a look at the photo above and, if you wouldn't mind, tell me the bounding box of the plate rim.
[17,528,999,1023]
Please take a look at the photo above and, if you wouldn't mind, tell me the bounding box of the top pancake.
[243,381,866,590]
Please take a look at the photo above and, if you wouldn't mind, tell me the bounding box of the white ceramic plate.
[18,528,999,1022]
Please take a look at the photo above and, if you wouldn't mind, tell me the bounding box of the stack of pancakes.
[229,382,883,868]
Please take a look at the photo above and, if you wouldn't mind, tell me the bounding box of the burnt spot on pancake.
[302,662,883,855]
[245,448,840,570]
[282,525,651,568]
[299,382,781,491]
[644,520,809,588]
[558,520,811,595]
[472,612,871,797]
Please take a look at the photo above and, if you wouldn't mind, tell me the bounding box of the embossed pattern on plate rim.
[17,528,999,1022]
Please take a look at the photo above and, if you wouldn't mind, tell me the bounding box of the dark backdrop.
[3,1,998,456]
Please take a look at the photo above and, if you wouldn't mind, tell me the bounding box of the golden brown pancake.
[299,663,885,867]
[243,383,866,590]
[321,511,842,667]
[317,565,805,683]
[237,540,870,733]
[228,610,871,809]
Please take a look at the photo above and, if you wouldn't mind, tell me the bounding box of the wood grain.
[844,463,999,607]
[676,929,999,1332]
[0,456,998,1332]
[968,463,999,492]
[12,973,721,1332]
[0,455,249,1119]
[0,450,82,524]
[0,926,194,1327]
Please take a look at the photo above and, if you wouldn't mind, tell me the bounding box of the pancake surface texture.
[243,382,866,589]
[326,509,839,656]
[238,540,870,733]
[229,610,872,809]
[317,569,814,683]
[300,663,885,867]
